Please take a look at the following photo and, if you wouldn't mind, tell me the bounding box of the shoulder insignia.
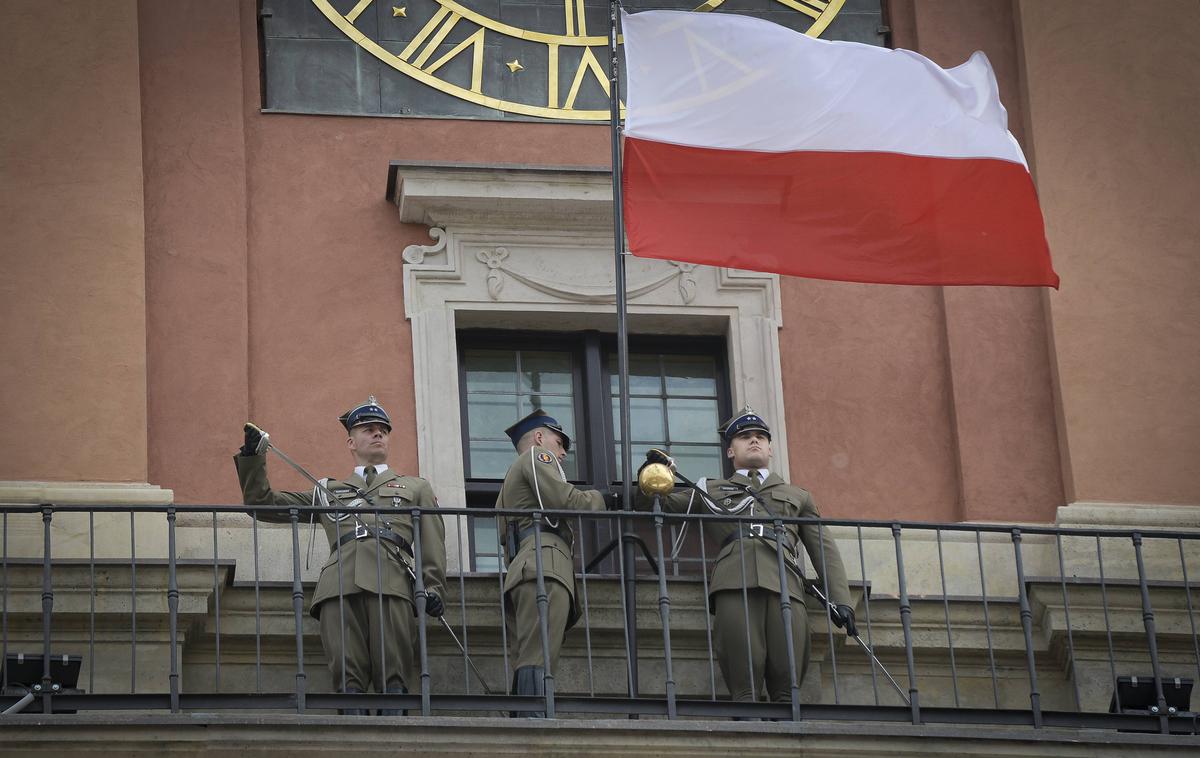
[718,485,741,492]
[536,451,555,464]
[385,482,406,489]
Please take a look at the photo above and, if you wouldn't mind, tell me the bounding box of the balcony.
[1,503,1198,756]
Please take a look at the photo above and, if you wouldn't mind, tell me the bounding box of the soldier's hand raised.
[240,423,269,457]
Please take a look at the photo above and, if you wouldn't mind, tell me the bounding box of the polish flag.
[620,10,1059,288]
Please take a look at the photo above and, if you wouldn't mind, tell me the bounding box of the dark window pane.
[612,396,665,443]
[613,442,656,482]
[469,439,516,479]
[464,349,516,393]
[669,444,725,479]
[472,516,501,572]
[664,356,718,396]
[520,351,573,394]
[610,354,662,396]
[667,397,720,442]
[468,393,520,441]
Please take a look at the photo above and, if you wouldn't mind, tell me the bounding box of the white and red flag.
[620,10,1058,288]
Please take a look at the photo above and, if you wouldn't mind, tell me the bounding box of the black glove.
[602,491,622,510]
[646,448,674,467]
[637,448,674,479]
[423,590,444,618]
[831,604,857,637]
[240,423,266,456]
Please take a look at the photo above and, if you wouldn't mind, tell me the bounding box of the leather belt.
[335,524,411,555]
[515,524,570,546]
[721,524,795,554]
[505,523,571,563]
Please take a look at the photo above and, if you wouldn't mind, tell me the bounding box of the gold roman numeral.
[771,0,828,20]
[562,46,612,111]
[564,0,588,37]
[400,7,486,93]
[344,0,376,24]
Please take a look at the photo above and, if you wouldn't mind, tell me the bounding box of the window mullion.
[582,330,610,488]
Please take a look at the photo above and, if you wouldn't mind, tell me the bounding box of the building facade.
[2,0,1199,753]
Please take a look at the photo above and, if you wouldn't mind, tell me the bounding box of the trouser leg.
[320,593,372,693]
[509,579,571,671]
[713,589,767,702]
[764,592,809,703]
[319,594,371,715]
[364,593,414,715]
[365,593,415,694]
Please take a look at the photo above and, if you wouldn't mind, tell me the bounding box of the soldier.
[234,397,446,716]
[637,408,856,703]
[497,409,606,716]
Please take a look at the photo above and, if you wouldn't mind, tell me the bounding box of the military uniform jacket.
[496,445,605,625]
[234,453,447,618]
[641,471,851,609]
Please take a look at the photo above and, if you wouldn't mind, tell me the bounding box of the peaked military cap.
[505,409,571,452]
[338,395,392,433]
[718,406,771,444]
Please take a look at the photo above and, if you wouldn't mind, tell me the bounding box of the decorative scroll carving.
[402,227,447,264]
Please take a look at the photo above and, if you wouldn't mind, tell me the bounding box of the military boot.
[340,686,368,716]
[379,684,407,717]
[510,666,547,718]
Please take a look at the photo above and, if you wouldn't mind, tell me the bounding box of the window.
[457,330,731,572]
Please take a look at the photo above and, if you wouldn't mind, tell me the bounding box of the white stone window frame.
[391,163,787,570]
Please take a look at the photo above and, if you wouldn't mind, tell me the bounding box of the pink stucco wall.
[0,0,149,483]
[1017,0,1200,505]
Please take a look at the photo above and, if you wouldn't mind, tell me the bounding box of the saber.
[805,582,910,706]
[244,423,498,696]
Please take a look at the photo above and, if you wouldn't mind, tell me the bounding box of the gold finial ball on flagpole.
[638,463,675,496]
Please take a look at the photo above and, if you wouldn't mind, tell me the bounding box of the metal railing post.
[892,524,920,723]
[129,511,137,693]
[856,525,879,705]
[531,512,556,718]
[167,507,180,713]
[1132,533,1170,734]
[935,529,960,707]
[412,510,432,716]
[211,512,221,691]
[774,517,801,721]
[576,515,596,696]
[40,505,54,714]
[1055,534,1082,711]
[975,532,1000,707]
[289,507,307,713]
[652,496,677,719]
[1011,528,1042,727]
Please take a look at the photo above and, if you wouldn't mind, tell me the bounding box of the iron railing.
[0,502,1197,735]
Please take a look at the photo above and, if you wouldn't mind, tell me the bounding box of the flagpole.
[607,0,639,700]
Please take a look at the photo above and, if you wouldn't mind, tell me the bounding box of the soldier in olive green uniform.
[235,397,446,715]
[637,409,856,702]
[497,409,605,714]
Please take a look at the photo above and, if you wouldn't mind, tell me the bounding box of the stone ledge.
[0,714,1196,756]
[1057,502,1200,529]
[0,481,174,506]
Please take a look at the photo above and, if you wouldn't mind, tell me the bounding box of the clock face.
[311,0,846,121]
